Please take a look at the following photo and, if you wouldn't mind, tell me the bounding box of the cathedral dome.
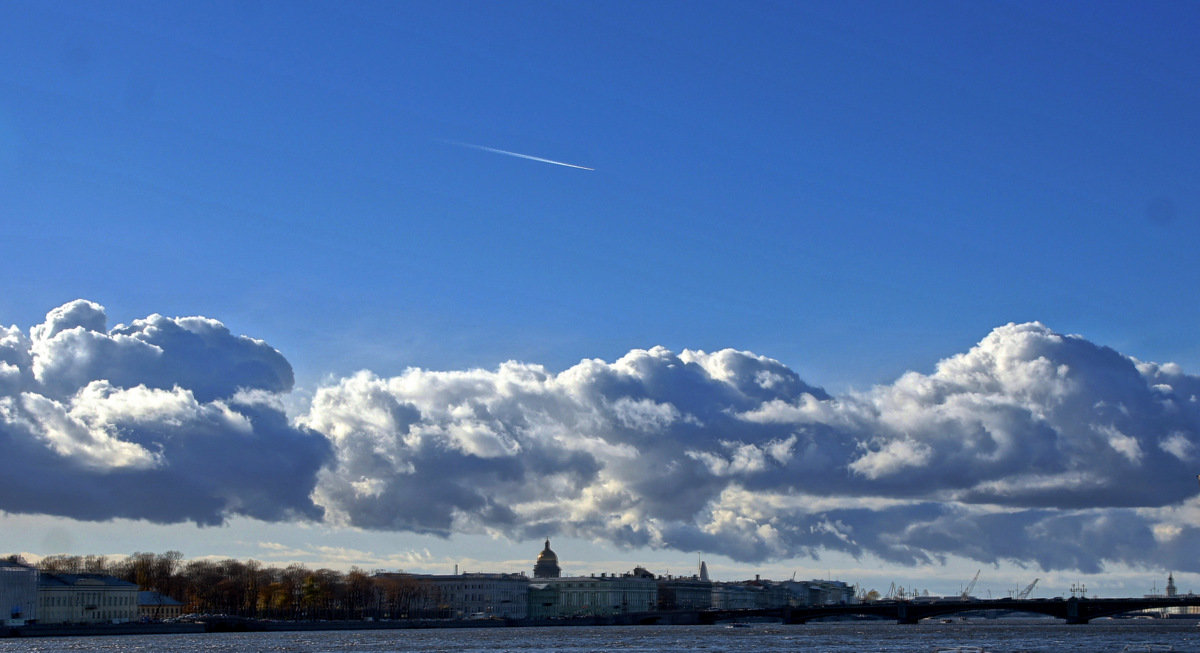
[533,539,561,578]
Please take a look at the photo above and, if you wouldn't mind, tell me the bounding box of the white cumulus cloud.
[0,300,330,525]
[8,302,1200,574]
[304,322,1200,572]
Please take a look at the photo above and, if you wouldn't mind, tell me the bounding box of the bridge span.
[695,595,1200,625]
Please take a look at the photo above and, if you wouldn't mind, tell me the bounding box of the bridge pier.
[1065,599,1090,625]
[781,608,805,624]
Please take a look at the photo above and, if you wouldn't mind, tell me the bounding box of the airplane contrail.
[448,141,594,171]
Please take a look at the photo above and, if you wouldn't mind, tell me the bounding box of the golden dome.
[533,539,561,578]
[537,539,558,562]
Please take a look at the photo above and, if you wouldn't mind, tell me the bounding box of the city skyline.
[2,2,1200,600]
[5,536,1187,603]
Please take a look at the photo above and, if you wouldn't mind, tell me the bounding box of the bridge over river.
[694,595,1200,625]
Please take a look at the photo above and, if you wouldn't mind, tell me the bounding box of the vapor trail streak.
[451,141,594,171]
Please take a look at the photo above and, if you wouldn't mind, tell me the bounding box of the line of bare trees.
[25,551,445,621]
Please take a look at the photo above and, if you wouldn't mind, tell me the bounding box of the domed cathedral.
[533,539,561,578]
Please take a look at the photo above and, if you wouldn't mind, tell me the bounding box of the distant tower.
[1167,573,1177,597]
[534,539,561,578]
[699,560,710,582]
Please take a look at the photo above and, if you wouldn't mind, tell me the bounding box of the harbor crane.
[1017,578,1039,600]
[961,569,981,600]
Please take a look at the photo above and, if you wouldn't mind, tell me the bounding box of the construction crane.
[961,570,981,600]
[1016,578,1039,600]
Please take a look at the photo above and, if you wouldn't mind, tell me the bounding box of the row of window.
[559,591,653,606]
[40,593,137,607]
[444,592,522,601]
[90,610,134,621]
[555,582,654,589]
[443,584,522,594]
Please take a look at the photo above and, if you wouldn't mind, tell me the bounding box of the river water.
[3,621,1199,652]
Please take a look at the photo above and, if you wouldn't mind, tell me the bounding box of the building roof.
[38,572,138,589]
[138,590,183,606]
[374,572,528,582]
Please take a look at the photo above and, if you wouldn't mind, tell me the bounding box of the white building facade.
[711,583,759,609]
[541,574,657,617]
[37,573,139,624]
[396,573,530,619]
[774,579,857,606]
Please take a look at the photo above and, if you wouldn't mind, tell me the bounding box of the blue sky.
[2,1,1200,597]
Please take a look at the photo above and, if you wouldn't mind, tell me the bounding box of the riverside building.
[374,572,530,620]
[0,559,38,625]
[37,572,139,624]
[532,573,657,617]
[138,590,185,621]
[527,541,656,617]
[656,561,713,610]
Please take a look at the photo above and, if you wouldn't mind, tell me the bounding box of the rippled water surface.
[5,621,1199,652]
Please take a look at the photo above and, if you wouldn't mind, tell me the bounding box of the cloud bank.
[0,300,330,525]
[7,301,1200,573]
